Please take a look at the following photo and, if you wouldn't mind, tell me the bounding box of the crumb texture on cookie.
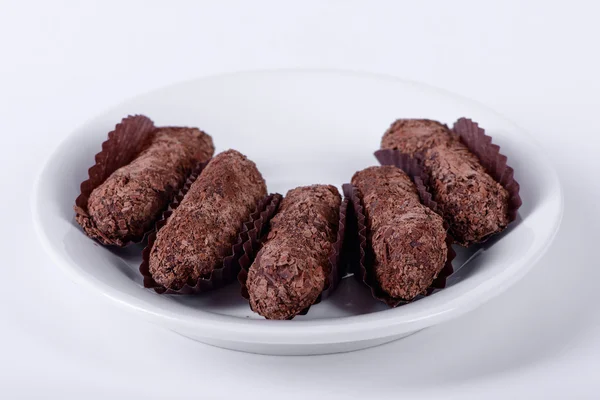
[247,184,341,320]
[352,166,447,300]
[84,127,214,245]
[381,119,509,245]
[149,149,266,290]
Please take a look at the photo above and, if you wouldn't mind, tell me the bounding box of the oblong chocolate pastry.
[76,121,214,246]
[149,149,267,291]
[245,185,342,320]
[380,119,509,246]
[351,166,448,300]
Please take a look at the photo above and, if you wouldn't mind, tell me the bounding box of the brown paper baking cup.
[342,161,455,307]
[140,180,283,295]
[452,117,522,222]
[319,197,349,301]
[74,115,157,246]
[235,194,284,300]
[238,195,349,319]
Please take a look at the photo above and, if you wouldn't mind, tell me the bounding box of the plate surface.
[32,69,563,355]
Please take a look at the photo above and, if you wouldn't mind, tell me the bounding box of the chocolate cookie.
[149,149,267,291]
[381,119,509,245]
[76,123,214,246]
[351,166,447,300]
[246,185,341,320]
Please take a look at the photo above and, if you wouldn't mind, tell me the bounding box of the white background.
[1,1,599,398]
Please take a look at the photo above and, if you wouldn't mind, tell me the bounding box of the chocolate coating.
[83,127,214,245]
[246,185,341,320]
[149,150,267,290]
[352,166,447,300]
[381,119,509,245]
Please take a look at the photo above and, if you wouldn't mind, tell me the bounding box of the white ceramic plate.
[32,69,563,355]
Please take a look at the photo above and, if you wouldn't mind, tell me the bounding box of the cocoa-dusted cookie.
[380,119,509,245]
[76,124,214,246]
[149,149,267,291]
[246,185,341,320]
[351,166,447,300]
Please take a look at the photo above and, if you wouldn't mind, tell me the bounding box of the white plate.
[32,69,563,355]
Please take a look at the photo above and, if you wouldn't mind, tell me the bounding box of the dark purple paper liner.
[452,117,522,222]
[238,194,349,320]
[320,197,349,301]
[74,115,157,246]
[343,159,455,308]
[140,173,282,295]
[235,194,284,299]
